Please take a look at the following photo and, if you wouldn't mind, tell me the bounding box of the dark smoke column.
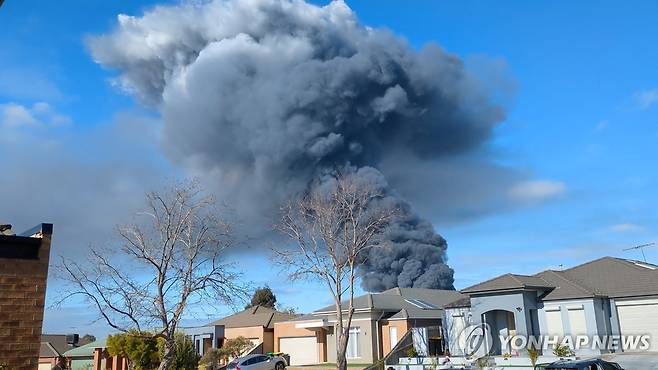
[89,0,505,291]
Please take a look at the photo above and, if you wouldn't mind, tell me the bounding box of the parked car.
[537,358,624,370]
[227,354,287,370]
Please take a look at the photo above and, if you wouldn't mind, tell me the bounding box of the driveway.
[603,352,658,370]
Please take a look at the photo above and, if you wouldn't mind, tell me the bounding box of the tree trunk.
[158,337,176,370]
[336,331,348,370]
[335,297,348,370]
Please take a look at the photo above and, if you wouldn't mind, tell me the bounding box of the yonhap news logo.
[455,323,652,355]
[457,323,494,357]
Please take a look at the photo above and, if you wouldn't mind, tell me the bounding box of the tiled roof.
[457,256,658,302]
[535,270,599,301]
[557,257,658,299]
[443,296,471,309]
[461,273,554,294]
[312,288,465,316]
[40,335,71,356]
[40,342,60,358]
[207,306,297,329]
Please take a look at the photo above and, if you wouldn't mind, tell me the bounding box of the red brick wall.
[0,227,52,370]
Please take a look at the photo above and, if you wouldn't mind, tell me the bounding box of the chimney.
[66,334,79,347]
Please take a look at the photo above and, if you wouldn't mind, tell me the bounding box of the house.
[0,222,53,370]
[183,306,297,357]
[273,288,465,366]
[39,334,79,370]
[62,338,127,370]
[444,257,658,358]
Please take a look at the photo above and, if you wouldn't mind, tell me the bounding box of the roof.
[443,296,471,309]
[208,306,297,329]
[63,339,106,358]
[544,257,658,300]
[459,256,658,302]
[42,335,71,354]
[311,287,466,320]
[40,342,61,358]
[461,273,554,294]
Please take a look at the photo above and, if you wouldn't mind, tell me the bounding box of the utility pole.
[622,242,656,263]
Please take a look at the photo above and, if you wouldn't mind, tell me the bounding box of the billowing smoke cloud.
[89,0,506,291]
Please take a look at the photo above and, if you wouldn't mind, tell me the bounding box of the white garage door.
[567,306,587,335]
[280,336,318,365]
[545,307,564,336]
[617,299,658,351]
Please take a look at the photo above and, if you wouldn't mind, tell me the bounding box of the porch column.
[93,348,102,370]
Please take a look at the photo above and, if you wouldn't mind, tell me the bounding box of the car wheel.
[276,362,285,370]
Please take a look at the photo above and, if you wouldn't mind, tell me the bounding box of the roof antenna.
[622,242,656,263]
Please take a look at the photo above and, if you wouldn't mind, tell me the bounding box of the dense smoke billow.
[89,0,506,291]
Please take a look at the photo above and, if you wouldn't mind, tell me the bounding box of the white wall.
[443,307,471,356]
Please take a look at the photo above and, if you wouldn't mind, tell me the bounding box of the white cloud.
[0,102,72,128]
[509,180,566,202]
[0,103,38,127]
[634,89,658,110]
[610,223,645,233]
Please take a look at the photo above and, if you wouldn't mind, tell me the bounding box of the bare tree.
[274,173,399,370]
[58,181,246,370]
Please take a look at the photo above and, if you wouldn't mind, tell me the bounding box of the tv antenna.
[623,242,656,263]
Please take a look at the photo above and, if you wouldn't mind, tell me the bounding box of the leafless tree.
[274,173,399,370]
[57,181,246,370]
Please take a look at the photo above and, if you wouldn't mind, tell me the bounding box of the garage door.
[545,307,564,336]
[617,299,658,351]
[280,336,318,365]
[567,305,587,335]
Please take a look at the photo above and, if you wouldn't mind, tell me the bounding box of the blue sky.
[2,0,658,336]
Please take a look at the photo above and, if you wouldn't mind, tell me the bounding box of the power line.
[622,242,656,263]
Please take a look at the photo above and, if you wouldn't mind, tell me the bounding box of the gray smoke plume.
[89,0,505,291]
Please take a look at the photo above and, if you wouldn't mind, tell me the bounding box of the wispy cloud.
[509,180,566,202]
[633,88,658,110]
[0,102,71,128]
[610,223,645,233]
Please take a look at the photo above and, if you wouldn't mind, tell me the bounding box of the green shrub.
[405,346,418,358]
[552,344,574,358]
[107,330,160,370]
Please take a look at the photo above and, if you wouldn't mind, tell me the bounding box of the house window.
[347,328,360,358]
[389,327,398,349]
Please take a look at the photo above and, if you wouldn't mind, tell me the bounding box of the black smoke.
[88,0,506,291]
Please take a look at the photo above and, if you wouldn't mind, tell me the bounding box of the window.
[254,356,269,363]
[346,328,360,358]
[389,327,398,349]
[405,299,438,309]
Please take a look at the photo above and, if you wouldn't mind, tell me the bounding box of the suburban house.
[273,288,465,365]
[444,256,658,358]
[63,338,127,370]
[0,222,53,370]
[39,334,79,370]
[183,306,297,357]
